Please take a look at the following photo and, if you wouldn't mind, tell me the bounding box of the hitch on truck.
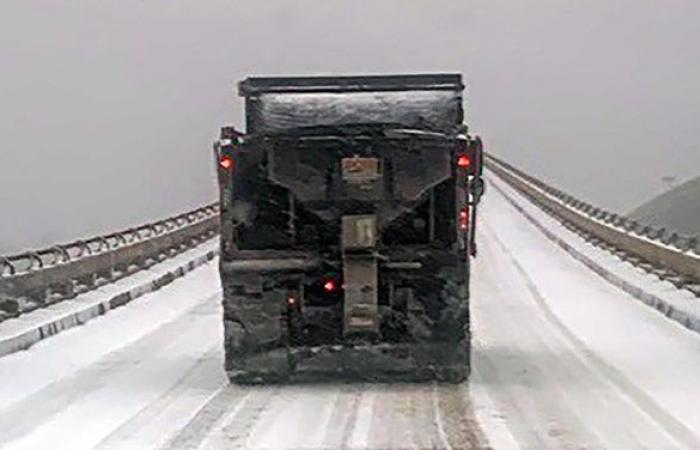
[213,74,485,383]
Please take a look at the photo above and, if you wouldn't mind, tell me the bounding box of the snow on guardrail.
[0,203,220,320]
[485,154,700,290]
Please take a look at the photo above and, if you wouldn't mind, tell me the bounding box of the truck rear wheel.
[436,271,470,343]
[223,289,291,384]
[224,320,291,384]
[435,365,469,383]
[411,266,471,383]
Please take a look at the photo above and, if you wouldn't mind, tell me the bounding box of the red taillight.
[457,154,471,169]
[219,155,234,171]
[286,288,299,306]
[323,280,337,292]
[459,208,469,230]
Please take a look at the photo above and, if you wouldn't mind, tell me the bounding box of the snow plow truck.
[214,74,484,383]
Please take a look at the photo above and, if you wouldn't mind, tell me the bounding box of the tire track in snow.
[432,383,454,450]
[473,229,604,448]
[161,383,250,450]
[0,295,220,449]
[194,387,279,449]
[96,346,226,449]
[243,384,341,449]
[486,216,698,447]
[321,383,364,448]
[366,384,422,448]
[433,383,489,449]
[344,386,376,448]
[169,379,489,449]
[472,187,699,448]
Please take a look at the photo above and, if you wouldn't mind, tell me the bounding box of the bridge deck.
[0,170,698,449]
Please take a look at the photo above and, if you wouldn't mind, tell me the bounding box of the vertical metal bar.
[288,191,296,244]
[429,190,435,241]
[469,188,479,257]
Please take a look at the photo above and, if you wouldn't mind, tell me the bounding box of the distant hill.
[629,175,700,236]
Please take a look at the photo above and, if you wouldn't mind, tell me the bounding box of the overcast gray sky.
[1,0,699,254]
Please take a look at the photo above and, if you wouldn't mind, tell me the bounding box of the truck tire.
[433,267,471,383]
[223,290,291,384]
[435,364,469,383]
[436,273,470,343]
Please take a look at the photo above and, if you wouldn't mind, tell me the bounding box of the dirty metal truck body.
[214,74,484,383]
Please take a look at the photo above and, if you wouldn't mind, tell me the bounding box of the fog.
[1,0,699,254]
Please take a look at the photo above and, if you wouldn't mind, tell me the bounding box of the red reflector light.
[323,280,336,292]
[459,208,469,230]
[457,154,471,169]
[219,155,234,171]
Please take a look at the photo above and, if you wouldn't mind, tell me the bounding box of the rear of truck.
[214,74,484,383]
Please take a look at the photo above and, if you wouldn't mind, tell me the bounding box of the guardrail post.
[59,279,76,299]
[77,272,97,290]
[0,299,19,315]
[27,287,49,306]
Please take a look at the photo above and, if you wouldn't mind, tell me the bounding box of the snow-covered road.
[471,176,700,448]
[1,172,699,449]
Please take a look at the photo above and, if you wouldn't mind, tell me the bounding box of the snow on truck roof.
[239,75,466,134]
[238,74,465,96]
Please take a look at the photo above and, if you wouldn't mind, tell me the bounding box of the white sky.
[1,0,699,253]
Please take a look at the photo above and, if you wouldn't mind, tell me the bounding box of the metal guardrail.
[485,154,700,288]
[0,203,220,319]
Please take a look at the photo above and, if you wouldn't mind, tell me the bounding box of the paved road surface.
[1,172,699,449]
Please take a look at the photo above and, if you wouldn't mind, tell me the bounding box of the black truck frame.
[214,74,484,383]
